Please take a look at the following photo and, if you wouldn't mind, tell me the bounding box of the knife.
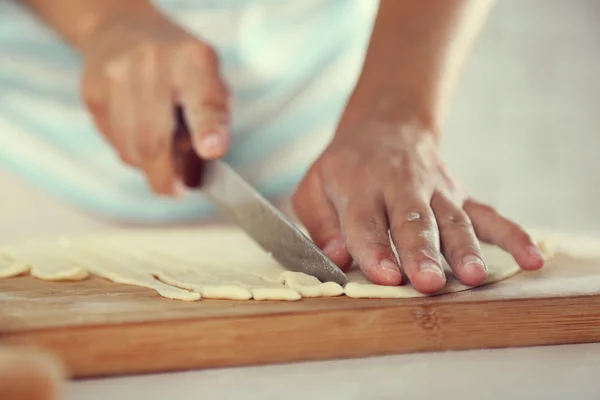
[172,108,348,286]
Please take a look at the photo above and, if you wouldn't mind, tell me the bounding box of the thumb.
[292,172,353,271]
[175,44,230,159]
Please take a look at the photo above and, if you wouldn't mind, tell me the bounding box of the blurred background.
[443,0,600,233]
[1,0,599,241]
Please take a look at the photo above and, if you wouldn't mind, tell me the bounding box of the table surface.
[3,169,600,400]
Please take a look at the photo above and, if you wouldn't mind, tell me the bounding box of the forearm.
[20,0,163,51]
[352,0,495,133]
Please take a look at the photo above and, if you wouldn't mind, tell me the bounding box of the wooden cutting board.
[1,230,600,379]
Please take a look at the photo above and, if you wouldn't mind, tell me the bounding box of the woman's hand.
[80,11,229,195]
[0,346,65,400]
[292,106,546,294]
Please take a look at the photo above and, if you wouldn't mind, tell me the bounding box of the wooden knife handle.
[173,107,204,188]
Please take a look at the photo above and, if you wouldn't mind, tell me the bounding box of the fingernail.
[462,254,487,274]
[379,259,399,273]
[418,260,444,278]
[527,245,544,261]
[195,126,228,157]
[173,178,188,198]
[198,133,223,156]
[322,240,339,256]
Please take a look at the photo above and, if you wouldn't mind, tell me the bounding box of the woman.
[0,0,545,296]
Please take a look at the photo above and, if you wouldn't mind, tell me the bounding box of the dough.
[0,228,554,301]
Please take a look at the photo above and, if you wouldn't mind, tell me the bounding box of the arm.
[21,0,230,195]
[350,0,495,134]
[20,0,163,51]
[293,0,545,294]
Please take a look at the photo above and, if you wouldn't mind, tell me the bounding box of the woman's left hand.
[292,101,545,294]
[0,346,65,400]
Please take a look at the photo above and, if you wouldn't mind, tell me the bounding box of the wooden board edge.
[2,295,600,379]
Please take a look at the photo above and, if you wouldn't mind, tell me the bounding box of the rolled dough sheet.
[0,228,554,301]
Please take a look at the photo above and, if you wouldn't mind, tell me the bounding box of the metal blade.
[201,160,348,286]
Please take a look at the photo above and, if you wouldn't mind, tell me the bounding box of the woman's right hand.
[80,10,230,195]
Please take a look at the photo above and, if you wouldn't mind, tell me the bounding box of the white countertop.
[2,169,600,400]
[68,343,600,400]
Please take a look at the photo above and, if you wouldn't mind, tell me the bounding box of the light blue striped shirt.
[0,0,378,223]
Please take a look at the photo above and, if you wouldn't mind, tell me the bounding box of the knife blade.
[172,109,348,286]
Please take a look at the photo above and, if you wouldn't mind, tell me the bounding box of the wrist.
[341,82,441,142]
[76,0,164,52]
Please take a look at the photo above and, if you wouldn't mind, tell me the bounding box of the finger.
[464,199,545,270]
[82,78,130,163]
[174,44,230,159]
[432,192,487,286]
[292,172,352,270]
[0,346,65,400]
[331,188,402,286]
[88,103,119,152]
[387,193,446,294]
[132,47,177,195]
[107,64,139,166]
[82,79,112,139]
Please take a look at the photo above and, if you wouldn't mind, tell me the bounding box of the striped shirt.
[0,0,378,223]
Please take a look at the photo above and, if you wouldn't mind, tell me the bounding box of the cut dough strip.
[2,244,87,281]
[279,271,344,298]
[65,247,201,301]
[0,252,29,278]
